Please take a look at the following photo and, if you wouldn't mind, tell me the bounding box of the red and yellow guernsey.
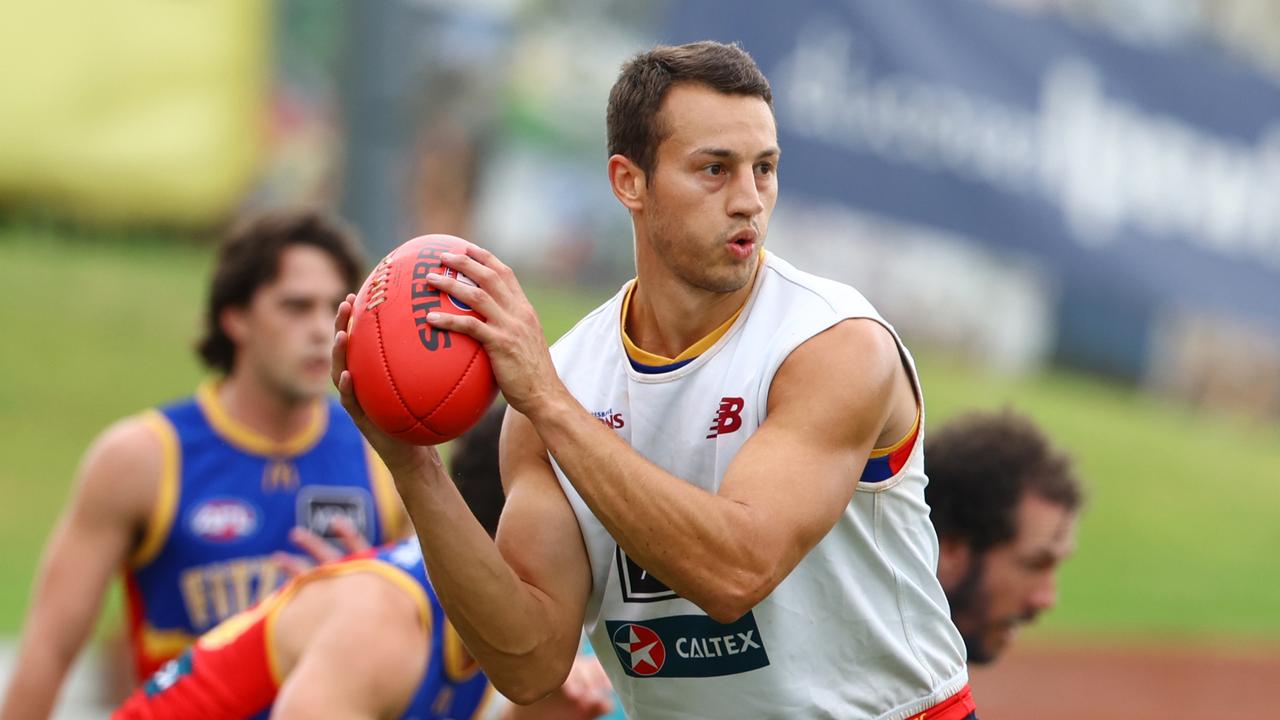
[115,539,496,720]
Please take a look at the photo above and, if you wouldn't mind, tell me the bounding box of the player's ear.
[608,154,647,212]
[220,305,249,345]
[935,536,972,590]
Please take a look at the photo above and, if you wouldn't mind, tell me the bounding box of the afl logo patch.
[444,268,477,311]
[612,623,666,676]
[189,499,258,543]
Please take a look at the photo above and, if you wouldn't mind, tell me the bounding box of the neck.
[217,370,319,443]
[627,253,758,359]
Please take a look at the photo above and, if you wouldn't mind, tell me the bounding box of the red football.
[346,234,498,445]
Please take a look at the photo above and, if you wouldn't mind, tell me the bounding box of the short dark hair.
[197,208,365,373]
[925,410,1083,554]
[607,40,772,178]
[449,402,507,539]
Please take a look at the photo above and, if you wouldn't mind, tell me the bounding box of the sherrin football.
[346,234,498,445]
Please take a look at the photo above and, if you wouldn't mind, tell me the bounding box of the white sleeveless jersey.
[549,252,967,719]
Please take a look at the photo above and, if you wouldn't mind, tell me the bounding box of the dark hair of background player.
[197,208,366,374]
[925,409,1084,554]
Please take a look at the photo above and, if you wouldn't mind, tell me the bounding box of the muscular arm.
[390,429,592,704]
[520,319,913,622]
[332,301,591,704]
[1,418,157,720]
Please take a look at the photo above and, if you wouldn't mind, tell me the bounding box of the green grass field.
[2,227,1278,642]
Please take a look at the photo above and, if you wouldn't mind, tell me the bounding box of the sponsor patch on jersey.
[144,649,194,697]
[189,499,259,543]
[297,487,371,541]
[591,407,625,429]
[604,613,769,678]
[616,546,678,603]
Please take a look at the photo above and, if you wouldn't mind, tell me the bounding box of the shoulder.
[778,319,900,386]
[75,412,170,517]
[277,566,430,669]
[766,318,902,433]
[272,568,429,718]
[335,569,427,626]
[316,570,430,684]
[759,252,878,319]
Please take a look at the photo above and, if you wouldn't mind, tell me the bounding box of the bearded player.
[927,410,1083,665]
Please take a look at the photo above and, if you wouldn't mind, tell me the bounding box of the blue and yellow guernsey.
[123,382,405,680]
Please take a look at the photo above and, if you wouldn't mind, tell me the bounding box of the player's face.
[641,83,779,293]
[949,494,1077,664]
[232,245,348,403]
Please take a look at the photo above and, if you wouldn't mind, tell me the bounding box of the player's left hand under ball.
[332,294,444,478]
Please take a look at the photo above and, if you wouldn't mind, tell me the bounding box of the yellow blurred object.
[0,0,268,225]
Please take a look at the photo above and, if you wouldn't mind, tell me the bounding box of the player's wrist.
[515,378,576,429]
[387,448,448,494]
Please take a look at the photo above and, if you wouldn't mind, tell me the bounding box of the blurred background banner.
[666,0,1280,400]
[0,0,269,225]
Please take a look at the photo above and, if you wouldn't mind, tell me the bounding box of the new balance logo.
[706,397,745,439]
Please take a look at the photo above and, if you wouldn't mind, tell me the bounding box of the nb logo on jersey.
[706,397,745,438]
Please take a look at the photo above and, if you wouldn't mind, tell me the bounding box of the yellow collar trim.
[620,282,749,366]
[196,380,327,458]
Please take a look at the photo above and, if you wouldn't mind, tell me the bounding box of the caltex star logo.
[612,623,666,676]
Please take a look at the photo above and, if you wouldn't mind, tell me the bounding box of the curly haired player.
[927,410,1083,665]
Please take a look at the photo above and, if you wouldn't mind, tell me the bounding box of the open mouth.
[726,228,757,258]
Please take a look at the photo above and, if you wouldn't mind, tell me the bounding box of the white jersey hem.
[878,670,971,720]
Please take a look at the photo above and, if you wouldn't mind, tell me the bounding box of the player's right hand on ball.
[421,244,566,419]
[332,294,442,479]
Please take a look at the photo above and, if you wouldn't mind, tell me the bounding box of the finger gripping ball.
[347,234,498,445]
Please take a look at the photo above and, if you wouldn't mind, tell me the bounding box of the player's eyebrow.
[690,146,782,160]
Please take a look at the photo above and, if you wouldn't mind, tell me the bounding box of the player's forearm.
[0,641,74,720]
[393,462,577,702]
[2,563,107,720]
[525,394,776,622]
